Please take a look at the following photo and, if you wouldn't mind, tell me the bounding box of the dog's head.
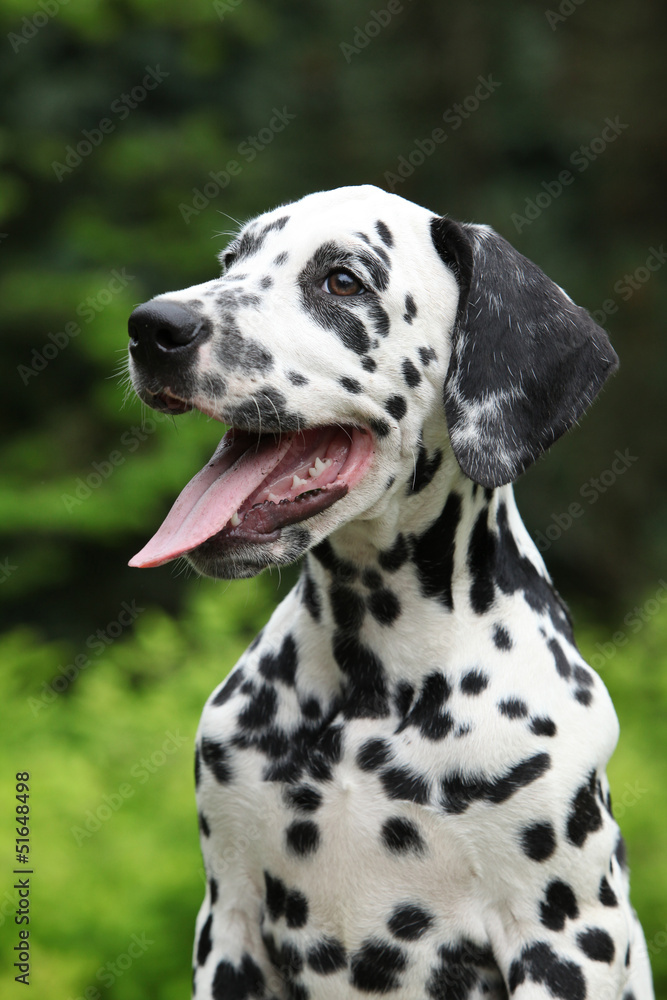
[127,185,617,579]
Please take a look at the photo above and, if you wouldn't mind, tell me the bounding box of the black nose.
[128,300,210,356]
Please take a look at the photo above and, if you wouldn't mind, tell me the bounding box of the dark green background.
[1,1,665,997]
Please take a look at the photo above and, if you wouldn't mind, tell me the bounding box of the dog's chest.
[197,687,487,950]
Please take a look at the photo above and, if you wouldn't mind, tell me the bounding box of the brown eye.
[323,271,365,296]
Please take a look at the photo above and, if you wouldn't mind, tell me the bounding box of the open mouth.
[129,422,375,568]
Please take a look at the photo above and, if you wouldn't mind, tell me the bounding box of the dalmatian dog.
[127,185,653,1000]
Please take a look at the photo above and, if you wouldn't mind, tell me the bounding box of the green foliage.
[0,576,276,999]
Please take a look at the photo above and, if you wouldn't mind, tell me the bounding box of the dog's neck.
[300,461,569,705]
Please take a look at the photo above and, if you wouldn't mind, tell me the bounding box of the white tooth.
[230,512,241,527]
[291,475,308,489]
[309,456,331,477]
[268,492,281,503]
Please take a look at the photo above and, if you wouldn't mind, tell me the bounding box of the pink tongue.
[128,431,295,568]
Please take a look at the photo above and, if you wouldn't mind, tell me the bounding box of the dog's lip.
[146,387,194,415]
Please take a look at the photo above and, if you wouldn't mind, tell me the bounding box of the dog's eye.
[322,271,365,296]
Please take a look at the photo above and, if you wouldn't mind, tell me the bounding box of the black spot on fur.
[493,624,512,650]
[301,570,321,621]
[567,771,603,847]
[508,942,585,1000]
[402,358,421,387]
[418,345,436,365]
[411,493,461,609]
[441,753,551,814]
[369,417,390,438]
[404,294,418,324]
[335,633,389,719]
[521,821,556,861]
[398,671,453,740]
[530,716,557,737]
[368,588,401,625]
[468,507,496,614]
[329,583,365,631]
[361,355,377,372]
[379,533,409,572]
[211,954,265,1000]
[351,939,407,993]
[498,697,528,719]
[200,738,233,783]
[407,443,442,494]
[375,220,394,247]
[310,539,357,581]
[357,737,393,771]
[381,817,425,854]
[285,820,320,857]
[307,936,347,974]
[615,833,628,869]
[599,875,618,907]
[284,784,323,813]
[540,880,579,930]
[238,684,278,729]
[574,687,593,706]
[387,903,434,941]
[264,871,286,919]
[340,375,362,393]
[460,669,488,695]
[385,394,407,420]
[212,669,244,706]
[259,634,298,685]
[287,370,308,385]
[362,568,382,590]
[577,927,615,963]
[197,914,213,965]
[214,315,274,374]
[548,638,571,679]
[285,888,309,928]
[426,939,498,999]
[194,746,201,787]
[381,766,430,804]
[209,878,218,905]
[496,504,575,641]
[225,386,304,433]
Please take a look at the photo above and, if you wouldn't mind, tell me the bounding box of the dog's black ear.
[431,217,619,488]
